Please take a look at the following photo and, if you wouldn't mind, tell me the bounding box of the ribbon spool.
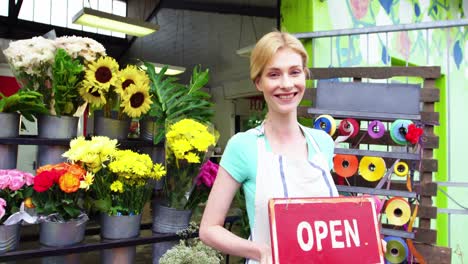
[358,156,386,182]
[333,154,358,178]
[390,119,413,145]
[368,120,385,139]
[313,115,336,136]
[394,161,409,177]
[338,118,360,138]
[384,236,409,264]
[385,197,411,226]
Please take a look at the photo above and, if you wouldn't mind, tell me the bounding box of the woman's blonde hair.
[250,30,309,82]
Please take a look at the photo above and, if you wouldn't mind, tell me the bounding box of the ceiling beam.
[159,0,276,18]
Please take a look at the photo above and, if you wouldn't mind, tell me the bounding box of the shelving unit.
[298,66,451,263]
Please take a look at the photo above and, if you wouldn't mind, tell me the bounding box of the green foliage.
[32,185,83,221]
[143,62,214,144]
[51,48,85,116]
[0,90,48,122]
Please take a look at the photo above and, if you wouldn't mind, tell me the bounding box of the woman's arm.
[199,166,270,262]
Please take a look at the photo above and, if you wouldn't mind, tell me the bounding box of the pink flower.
[0,170,11,189]
[196,160,219,188]
[0,198,6,220]
[8,172,25,191]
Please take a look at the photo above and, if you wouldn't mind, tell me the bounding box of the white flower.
[55,35,106,62]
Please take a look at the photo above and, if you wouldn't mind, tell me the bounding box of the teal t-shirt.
[219,124,334,231]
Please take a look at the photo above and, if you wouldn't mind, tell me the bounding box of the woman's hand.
[259,243,272,264]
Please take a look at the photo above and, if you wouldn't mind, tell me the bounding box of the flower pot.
[152,204,192,234]
[100,214,142,264]
[39,218,87,247]
[0,224,20,255]
[37,115,78,139]
[94,116,130,140]
[36,145,69,167]
[140,119,157,141]
[0,113,20,169]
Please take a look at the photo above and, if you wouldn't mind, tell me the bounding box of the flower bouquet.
[0,169,36,254]
[163,119,217,210]
[0,169,35,225]
[62,136,166,216]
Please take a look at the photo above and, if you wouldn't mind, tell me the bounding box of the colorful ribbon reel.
[390,119,413,145]
[385,197,411,226]
[314,115,336,136]
[333,154,359,178]
[358,156,386,182]
[384,236,409,264]
[338,118,360,138]
[368,120,385,139]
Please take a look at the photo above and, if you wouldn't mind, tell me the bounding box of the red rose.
[33,171,55,192]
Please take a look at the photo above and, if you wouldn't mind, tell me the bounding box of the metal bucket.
[152,240,178,264]
[94,116,129,140]
[140,119,157,141]
[100,214,142,264]
[37,115,78,139]
[39,219,87,247]
[0,113,19,137]
[0,224,20,254]
[152,205,192,234]
[100,213,142,239]
[0,144,18,169]
[36,145,68,167]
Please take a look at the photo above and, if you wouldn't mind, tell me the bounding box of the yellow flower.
[79,172,95,190]
[120,83,152,118]
[79,80,107,107]
[84,56,119,89]
[115,65,150,96]
[110,180,124,193]
[184,152,201,163]
[24,197,35,209]
[152,163,167,180]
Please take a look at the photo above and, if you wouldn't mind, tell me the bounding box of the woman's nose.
[281,75,293,89]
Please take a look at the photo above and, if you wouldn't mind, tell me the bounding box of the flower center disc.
[130,93,144,108]
[95,67,112,83]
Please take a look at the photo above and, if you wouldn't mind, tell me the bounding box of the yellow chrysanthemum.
[84,56,119,89]
[184,152,201,163]
[80,172,95,190]
[115,65,150,96]
[110,180,124,193]
[79,81,107,107]
[152,163,167,180]
[120,83,152,118]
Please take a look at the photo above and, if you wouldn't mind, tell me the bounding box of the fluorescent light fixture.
[236,44,255,57]
[140,62,186,76]
[72,8,159,37]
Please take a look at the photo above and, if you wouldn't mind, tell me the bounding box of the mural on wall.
[318,0,466,72]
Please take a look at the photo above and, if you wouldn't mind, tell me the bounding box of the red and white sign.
[269,196,384,264]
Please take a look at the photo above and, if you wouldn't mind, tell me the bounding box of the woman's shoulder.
[228,128,261,145]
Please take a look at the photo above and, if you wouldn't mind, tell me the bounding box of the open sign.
[269,196,384,264]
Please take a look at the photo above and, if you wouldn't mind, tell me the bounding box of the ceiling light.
[72,8,159,37]
[139,62,186,76]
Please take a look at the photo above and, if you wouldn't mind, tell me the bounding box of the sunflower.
[79,80,107,107]
[121,83,152,118]
[115,65,150,96]
[84,56,119,89]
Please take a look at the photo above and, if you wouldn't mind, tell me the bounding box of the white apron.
[246,125,339,264]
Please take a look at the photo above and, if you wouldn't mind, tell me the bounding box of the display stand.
[298,66,451,263]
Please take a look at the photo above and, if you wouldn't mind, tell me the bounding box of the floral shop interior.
[1,0,468,264]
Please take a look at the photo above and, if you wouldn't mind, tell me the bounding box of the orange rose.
[24,197,35,208]
[67,163,86,180]
[58,172,80,193]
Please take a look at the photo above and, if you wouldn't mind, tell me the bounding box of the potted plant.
[32,162,93,247]
[152,118,217,234]
[0,169,36,254]
[142,63,214,144]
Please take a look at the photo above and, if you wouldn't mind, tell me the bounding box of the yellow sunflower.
[121,83,152,118]
[84,56,119,89]
[79,81,107,107]
[115,65,150,96]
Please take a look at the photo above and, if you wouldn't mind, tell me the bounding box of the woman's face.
[255,47,306,116]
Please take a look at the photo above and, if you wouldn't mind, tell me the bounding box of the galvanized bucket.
[139,119,157,141]
[39,219,87,247]
[36,145,68,167]
[152,240,178,264]
[0,113,20,169]
[152,205,192,234]
[100,213,142,240]
[100,214,142,264]
[37,115,78,139]
[0,224,20,254]
[94,116,130,140]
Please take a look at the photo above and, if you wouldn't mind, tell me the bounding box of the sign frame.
[269,196,385,264]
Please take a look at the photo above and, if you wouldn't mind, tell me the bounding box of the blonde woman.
[200,31,338,264]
